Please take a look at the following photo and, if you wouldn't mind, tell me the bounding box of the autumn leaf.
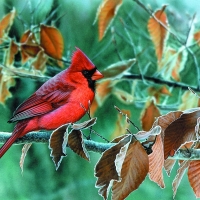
[153,111,183,174]
[0,8,16,44]
[188,160,200,198]
[95,0,123,40]
[68,129,90,161]
[49,124,69,170]
[164,109,200,159]
[148,5,168,62]
[40,24,64,60]
[95,135,132,200]
[172,160,190,198]
[0,68,16,104]
[112,140,149,200]
[148,134,165,188]
[141,99,161,131]
[31,50,48,71]
[72,118,97,130]
[20,30,41,63]
[20,143,32,174]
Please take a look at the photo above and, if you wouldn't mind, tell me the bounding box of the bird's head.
[69,47,103,91]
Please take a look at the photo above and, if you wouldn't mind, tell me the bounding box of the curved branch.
[0,131,115,153]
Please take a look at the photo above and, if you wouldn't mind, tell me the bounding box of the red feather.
[0,47,103,158]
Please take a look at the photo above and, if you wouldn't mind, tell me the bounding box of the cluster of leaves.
[0,8,64,103]
[2,0,200,199]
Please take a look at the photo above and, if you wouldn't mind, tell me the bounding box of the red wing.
[9,81,75,122]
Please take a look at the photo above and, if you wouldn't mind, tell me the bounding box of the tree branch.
[1,131,200,160]
[0,131,115,153]
[122,74,199,92]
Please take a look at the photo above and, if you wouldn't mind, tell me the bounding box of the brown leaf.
[164,159,176,176]
[95,135,132,200]
[68,129,90,161]
[173,160,190,198]
[96,0,123,40]
[0,68,16,104]
[31,50,48,71]
[101,59,136,79]
[112,140,149,200]
[148,134,165,188]
[141,99,161,131]
[135,125,161,141]
[71,118,97,130]
[153,111,183,174]
[0,8,16,43]
[20,30,41,63]
[164,109,200,159]
[49,124,69,170]
[188,160,200,198]
[148,5,168,62]
[40,24,64,60]
[20,143,32,173]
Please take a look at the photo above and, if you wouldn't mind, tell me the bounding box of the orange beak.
[92,69,103,80]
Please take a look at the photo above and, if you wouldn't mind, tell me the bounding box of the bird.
[0,47,103,158]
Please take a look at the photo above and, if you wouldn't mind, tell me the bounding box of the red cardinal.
[0,47,103,158]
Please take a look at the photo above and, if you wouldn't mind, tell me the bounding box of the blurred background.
[0,0,200,199]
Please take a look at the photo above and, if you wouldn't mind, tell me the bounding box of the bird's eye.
[82,70,89,75]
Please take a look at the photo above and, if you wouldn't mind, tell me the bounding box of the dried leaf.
[188,160,200,198]
[68,129,90,161]
[20,143,32,173]
[20,30,41,63]
[164,159,176,176]
[164,110,200,159]
[31,50,48,71]
[40,24,64,60]
[153,111,183,174]
[141,99,161,131]
[112,140,149,200]
[0,8,16,44]
[148,5,168,62]
[72,118,97,130]
[96,0,123,40]
[102,59,136,79]
[173,160,190,198]
[95,135,132,200]
[49,124,69,170]
[0,68,16,104]
[135,125,161,140]
[148,135,165,188]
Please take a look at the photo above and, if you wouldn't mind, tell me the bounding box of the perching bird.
[0,47,103,158]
